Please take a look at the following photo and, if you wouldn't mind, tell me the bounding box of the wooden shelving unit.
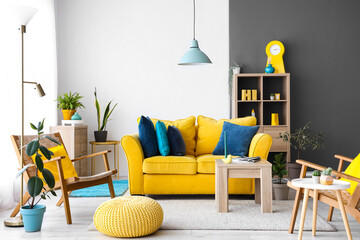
[232,73,291,162]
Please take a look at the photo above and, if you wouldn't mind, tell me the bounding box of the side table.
[291,178,352,240]
[90,141,120,178]
[215,159,272,213]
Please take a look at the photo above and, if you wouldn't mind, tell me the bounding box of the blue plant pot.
[20,205,46,232]
[265,64,275,73]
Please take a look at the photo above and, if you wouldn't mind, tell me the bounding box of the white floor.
[1,188,359,240]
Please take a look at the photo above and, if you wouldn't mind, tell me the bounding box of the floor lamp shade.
[178,40,212,65]
[15,6,38,25]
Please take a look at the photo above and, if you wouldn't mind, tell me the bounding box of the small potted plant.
[17,119,59,232]
[270,93,275,100]
[232,62,241,74]
[312,170,321,184]
[56,91,85,120]
[280,122,325,179]
[320,167,333,185]
[94,88,118,142]
[272,153,289,200]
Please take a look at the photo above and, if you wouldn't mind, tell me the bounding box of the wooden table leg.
[113,145,117,178]
[255,178,261,204]
[116,143,120,179]
[336,190,352,240]
[216,167,228,212]
[312,189,318,236]
[298,188,309,240]
[260,167,272,213]
[91,144,95,175]
[289,188,302,234]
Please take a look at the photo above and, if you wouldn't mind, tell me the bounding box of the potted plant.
[56,91,85,120]
[94,88,118,142]
[272,153,289,200]
[312,170,321,184]
[17,119,60,232]
[270,93,275,100]
[320,167,333,185]
[279,122,325,179]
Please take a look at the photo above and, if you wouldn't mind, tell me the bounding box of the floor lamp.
[4,6,46,227]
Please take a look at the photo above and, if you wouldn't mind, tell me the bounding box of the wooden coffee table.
[215,159,272,213]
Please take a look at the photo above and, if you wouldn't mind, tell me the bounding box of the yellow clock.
[265,40,285,73]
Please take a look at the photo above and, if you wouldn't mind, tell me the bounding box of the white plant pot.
[270,96,275,100]
[233,67,241,74]
[312,176,320,184]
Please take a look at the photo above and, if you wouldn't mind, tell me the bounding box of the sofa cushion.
[213,122,259,157]
[196,154,223,174]
[156,121,170,156]
[138,116,158,158]
[343,153,360,195]
[143,155,197,175]
[138,116,196,155]
[196,115,257,156]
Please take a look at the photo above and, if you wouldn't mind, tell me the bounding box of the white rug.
[89,199,335,232]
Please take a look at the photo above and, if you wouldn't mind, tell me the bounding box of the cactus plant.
[312,170,321,176]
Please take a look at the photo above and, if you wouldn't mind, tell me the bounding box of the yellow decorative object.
[265,40,285,73]
[271,113,279,126]
[31,144,78,182]
[241,89,246,100]
[245,90,252,100]
[196,115,256,156]
[61,109,76,120]
[342,153,360,194]
[137,116,196,155]
[94,196,163,238]
[252,89,258,100]
[222,154,232,164]
[275,93,280,100]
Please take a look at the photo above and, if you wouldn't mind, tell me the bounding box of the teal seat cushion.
[156,121,170,156]
[213,122,259,156]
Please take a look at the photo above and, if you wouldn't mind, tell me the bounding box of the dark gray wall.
[230,0,360,168]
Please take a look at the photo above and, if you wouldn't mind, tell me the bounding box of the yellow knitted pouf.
[94,196,163,238]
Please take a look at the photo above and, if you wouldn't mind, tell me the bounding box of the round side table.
[90,141,120,178]
[292,178,352,240]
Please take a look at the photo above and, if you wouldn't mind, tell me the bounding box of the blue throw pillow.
[213,122,259,156]
[156,121,170,156]
[138,116,158,158]
[167,125,186,156]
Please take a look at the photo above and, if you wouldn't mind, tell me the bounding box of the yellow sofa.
[121,116,273,195]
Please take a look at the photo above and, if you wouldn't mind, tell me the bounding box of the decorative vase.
[265,64,275,73]
[312,176,320,184]
[270,95,275,100]
[287,162,302,179]
[271,113,279,126]
[272,182,289,200]
[320,175,333,185]
[71,112,82,120]
[94,131,108,142]
[62,109,76,120]
[20,205,46,232]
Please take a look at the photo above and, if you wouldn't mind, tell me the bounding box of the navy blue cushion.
[156,121,170,156]
[213,122,259,156]
[138,116,158,158]
[167,125,186,156]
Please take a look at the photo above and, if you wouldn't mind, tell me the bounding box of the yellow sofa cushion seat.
[196,115,257,156]
[197,154,225,174]
[143,155,197,175]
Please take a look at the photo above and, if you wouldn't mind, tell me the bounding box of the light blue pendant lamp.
[178,0,212,65]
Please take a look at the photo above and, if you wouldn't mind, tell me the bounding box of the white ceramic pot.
[312,176,320,184]
[270,96,275,100]
[232,67,241,74]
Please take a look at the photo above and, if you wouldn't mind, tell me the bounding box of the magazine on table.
[231,156,261,163]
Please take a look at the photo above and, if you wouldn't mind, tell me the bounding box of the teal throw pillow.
[213,122,259,156]
[156,121,170,156]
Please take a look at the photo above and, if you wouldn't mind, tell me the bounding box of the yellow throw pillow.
[32,144,78,183]
[137,116,196,155]
[195,115,257,156]
[343,153,360,195]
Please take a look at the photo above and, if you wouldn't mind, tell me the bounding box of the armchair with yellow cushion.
[121,116,273,195]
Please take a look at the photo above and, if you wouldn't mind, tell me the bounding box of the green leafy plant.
[312,170,321,177]
[270,93,275,96]
[56,91,85,110]
[17,119,60,209]
[272,153,288,183]
[322,167,333,176]
[94,88,118,131]
[279,122,325,160]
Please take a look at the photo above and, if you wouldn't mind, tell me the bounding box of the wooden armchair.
[10,133,117,224]
[288,155,360,233]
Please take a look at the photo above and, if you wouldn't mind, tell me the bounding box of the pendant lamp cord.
[193,0,195,40]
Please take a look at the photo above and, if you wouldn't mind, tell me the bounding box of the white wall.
[56,0,229,176]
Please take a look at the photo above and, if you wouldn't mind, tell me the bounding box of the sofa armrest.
[121,134,144,195]
[248,133,273,159]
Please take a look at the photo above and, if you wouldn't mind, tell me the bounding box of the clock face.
[270,44,281,55]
